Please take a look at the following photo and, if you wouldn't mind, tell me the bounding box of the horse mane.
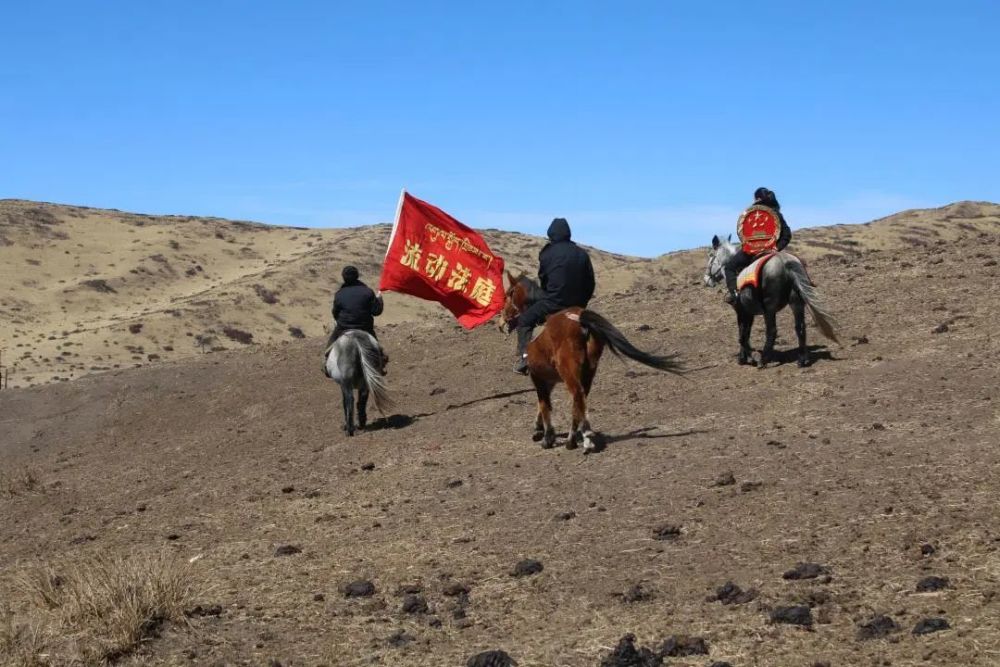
[515,273,544,306]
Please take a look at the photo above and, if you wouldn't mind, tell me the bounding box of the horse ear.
[711,235,720,249]
[505,270,516,287]
[727,233,732,242]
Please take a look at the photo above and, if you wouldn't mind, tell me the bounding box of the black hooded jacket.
[333,279,383,331]
[538,219,596,308]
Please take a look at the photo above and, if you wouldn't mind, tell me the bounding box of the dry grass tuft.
[18,553,196,664]
[0,468,41,498]
[0,607,47,667]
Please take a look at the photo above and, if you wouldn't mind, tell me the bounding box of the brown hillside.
[1,201,999,665]
[2,199,998,390]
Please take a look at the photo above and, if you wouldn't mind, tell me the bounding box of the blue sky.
[2,1,997,256]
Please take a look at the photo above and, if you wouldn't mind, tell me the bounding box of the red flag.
[379,191,506,329]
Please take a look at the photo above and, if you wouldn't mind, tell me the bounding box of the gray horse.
[324,331,392,435]
[704,235,838,367]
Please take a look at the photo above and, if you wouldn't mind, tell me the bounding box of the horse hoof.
[531,430,545,442]
[542,432,557,449]
[797,358,810,368]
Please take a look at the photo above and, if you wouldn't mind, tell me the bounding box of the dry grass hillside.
[0,200,640,389]
[3,199,998,391]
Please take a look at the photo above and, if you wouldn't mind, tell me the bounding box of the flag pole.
[384,188,406,259]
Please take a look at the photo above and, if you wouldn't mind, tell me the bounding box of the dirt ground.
[2,206,1000,666]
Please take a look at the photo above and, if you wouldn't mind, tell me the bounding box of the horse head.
[498,270,533,333]
[704,234,737,287]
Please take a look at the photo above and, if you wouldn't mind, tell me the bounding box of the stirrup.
[513,355,529,375]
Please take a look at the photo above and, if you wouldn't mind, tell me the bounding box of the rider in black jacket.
[513,218,596,374]
[328,265,387,370]
[723,187,792,304]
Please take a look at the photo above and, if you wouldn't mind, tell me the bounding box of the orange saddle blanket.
[735,252,808,291]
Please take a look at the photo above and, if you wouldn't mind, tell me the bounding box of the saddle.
[736,251,810,291]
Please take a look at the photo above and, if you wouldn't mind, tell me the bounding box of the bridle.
[498,280,523,334]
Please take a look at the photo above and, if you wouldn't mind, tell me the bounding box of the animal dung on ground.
[856,614,899,641]
[709,581,758,605]
[619,583,654,603]
[443,582,470,596]
[770,605,814,627]
[466,649,517,667]
[401,594,428,614]
[712,472,736,487]
[912,617,950,635]
[386,630,414,647]
[659,635,709,657]
[782,562,829,580]
[396,583,422,595]
[511,559,543,577]
[599,634,662,667]
[652,524,682,541]
[342,579,376,598]
[916,576,950,592]
[273,544,301,556]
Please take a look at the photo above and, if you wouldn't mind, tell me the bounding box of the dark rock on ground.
[273,544,301,556]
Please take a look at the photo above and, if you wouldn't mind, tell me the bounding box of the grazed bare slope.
[1,202,999,666]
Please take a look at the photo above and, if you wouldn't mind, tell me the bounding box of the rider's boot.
[723,269,740,305]
[513,327,532,375]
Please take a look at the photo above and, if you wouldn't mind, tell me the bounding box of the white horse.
[324,331,392,435]
[705,235,838,367]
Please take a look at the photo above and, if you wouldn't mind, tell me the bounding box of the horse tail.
[786,259,839,344]
[578,310,684,375]
[354,334,393,414]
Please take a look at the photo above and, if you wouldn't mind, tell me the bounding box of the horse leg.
[357,384,369,429]
[557,353,594,451]
[531,375,556,448]
[760,310,778,367]
[792,299,809,367]
[341,383,355,436]
[738,309,755,366]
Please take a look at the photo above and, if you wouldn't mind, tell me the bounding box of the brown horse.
[499,271,683,453]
